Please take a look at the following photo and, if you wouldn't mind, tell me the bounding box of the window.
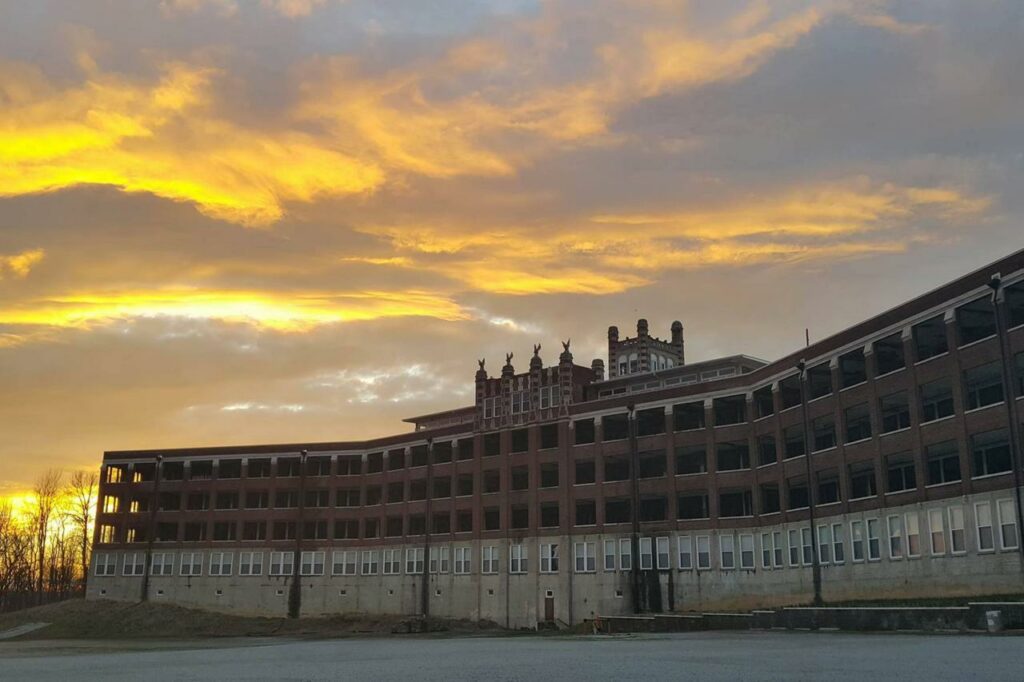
[385,517,403,537]
[405,548,424,574]
[675,445,707,475]
[638,538,655,571]
[539,423,559,449]
[367,452,383,473]
[956,296,996,345]
[779,375,802,409]
[757,435,777,467]
[361,550,379,575]
[336,456,361,476]
[844,403,872,443]
[928,509,947,555]
[620,538,633,570]
[604,539,617,571]
[972,429,1012,477]
[719,490,753,518]
[483,396,499,419]
[188,461,212,480]
[302,520,327,541]
[812,414,836,451]
[964,362,1005,411]
[760,484,780,514]
[574,542,596,573]
[269,551,293,576]
[713,395,746,426]
[839,348,867,388]
[677,493,708,520]
[817,525,832,564]
[639,497,666,522]
[880,391,911,433]
[274,491,299,509]
[784,425,805,459]
[849,462,877,499]
[510,429,528,453]
[509,544,528,574]
[180,552,203,576]
[950,506,966,554]
[98,524,117,544]
[383,549,401,575]
[696,536,711,570]
[277,458,301,477]
[1016,352,1024,398]
[218,460,241,479]
[874,332,905,375]
[921,377,955,422]
[511,466,529,491]
[754,386,774,418]
[244,491,269,509]
[574,419,595,444]
[716,441,750,471]
[408,515,426,536]
[239,551,263,576]
[719,534,735,570]
[761,533,773,569]
[540,462,560,487]
[886,454,916,493]
[851,520,865,562]
[605,455,630,482]
[456,473,474,497]
[457,438,474,461]
[187,492,209,511]
[300,551,325,576]
[678,535,693,570]
[800,528,813,565]
[867,518,881,560]
[806,363,832,399]
[575,500,596,526]
[976,502,995,552]
[479,469,499,494]
[305,490,329,508]
[787,479,809,510]
[539,386,561,411]
[636,408,665,436]
[540,503,560,528]
[511,506,528,529]
[673,402,705,431]
[213,521,237,541]
[307,457,331,477]
[887,515,904,559]
[906,513,921,557]
[926,440,961,485]
[637,450,666,478]
[773,531,784,567]
[410,444,429,467]
[454,547,471,574]
[1008,281,1024,327]
[817,471,840,505]
[913,315,948,361]
[787,529,800,566]
[162,461,184,481]
[484,508,500,531]
[602,413,629,441]
[511,390,530,414]
[151,552,174,576]
[575,459,595,484]
[739,534,755,570]
[428,546,450,574]
[456,510,472,533]
[998,499,1019,550]
[832,523,845,563]
[483,433,501,457]
[481,546,498,574]
[432,512,451,534]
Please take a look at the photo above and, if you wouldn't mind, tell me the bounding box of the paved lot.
[1,631,1022,681]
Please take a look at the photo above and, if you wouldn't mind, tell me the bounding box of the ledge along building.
[89,248,1024,627]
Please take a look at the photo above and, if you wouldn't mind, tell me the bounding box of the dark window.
[673,402,705,431]
[387,481,404,503]
[849,463,877,499]
[364,518,379,538]
[636,408,665,436]
[510,429,529,453]
[921,378,955,422]
[132,463,156,483]
[886,454,916,492]
[753,385,774,418]
[218,460,241,479]
[432,512,451,534]
[483,469,501,493]
[457,510,473,532]
[779,375,802,409]
[540,503,559,528]
[602,413,629,441]
[274,491,298,508]
[457,438,475,460]
[972,429,1012,477]
[277,458,300,477]
[784,425,805,459]
[839,348,867,388]
[387,449,405,470]
[161,461,184,481]
[675,445,706,475]
[408,515,426,536]
[575,418,596,444]
[184,523,206,541]
[385,517,403,537]
[189,461,212,480]
[604,455,630,482]
[575,500,596,526]
[1007,281,1024,328]
[540,463,559,487]
[159,492,181,511]
[334,519,359,539]
[364,485,381,505]
[1017,352,1024,398]
[605,498,632,524]
[716,441,750,471]
[511,465,529,491]
[880,391,911,432]
[305,490,329,508]
[337,456,361,475]
[956,296,996,346]
[926,440,961,485]
[432,477,451,498]
[812,414,836,451]
[873,332,905,375]
[186,492,208,511]
[156,522,178,542]
[808,363,832,399]
[484,508,500,531]
[433,441,453,464]
[214,492,238,510]
[307,457,331,476]
[964,361,1004,410]
[366,452,383,473]
[757,435,777,466]
[511,506,529,529]
[410,445,429,467]
[719,490,753,518]
[336,489,360,507]
[638,451,666,478]
[639,497,667,522]
[844,403,872,443]
[713,395,746,426]
[272,521,295,540]
[913,315,948,361]
[575,459,595,484]
[817,472,840,504]
[302,520,327,541]
[760,484,780,514]
[539,424,559,449]
[457,474,473,496]
[483,432,501,457]
[247,458,271,478]
[242,521,266,541]
[787,480,809,510]
[677,493,708,519]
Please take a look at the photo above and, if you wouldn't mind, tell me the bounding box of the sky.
[1,0,1023,497]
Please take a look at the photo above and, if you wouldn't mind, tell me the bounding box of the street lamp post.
[140,454,163,602]
[289,449,308,619]
[796,362,823,606]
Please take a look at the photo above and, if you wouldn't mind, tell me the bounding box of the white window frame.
[850,520,865,562]
[801,527,813,566]
[300,550,324,576]
[181,551,204,577]
[998,498,1019,550]
[760,532,772,569]
[510,543,527,574]
[772,531,784,568]
[887,514,904,559]
[94,552,117,577]
[928,509,947,555]
[619,538,632,570]
[210,551,233,576]
[429,545,450,574]
[696,535,711,570]
[453,546,471,574]
[975,501,995,552]
[831,523,845,564]
[382,548,401,575]
[540,543,559,573]
[656,537,670,570]
[788,529,800,567]
[866,518,881,561]
[739,533,755,570]
[817,525,831,565]
[361,550,379,575]
[719,534,736,570]
[333,550,357,576]
[574,541,596,573]
[905,512,921,558]
[269,551,293,576]
[603,539,617,571]
[678,535,693,570]
[151,551,174,576]
[949,506,966,554]
[122,552,145,576]
[239,551,263,576]
[405,547,424,574]
[481,545,498,574]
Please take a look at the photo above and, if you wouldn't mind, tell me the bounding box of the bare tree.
[65,470,98,589]
[30,469,63,605]
[0,502,34,611]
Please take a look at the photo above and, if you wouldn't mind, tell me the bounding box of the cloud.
[0,249,45,279]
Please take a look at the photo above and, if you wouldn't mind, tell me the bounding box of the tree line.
[0,469,97,612]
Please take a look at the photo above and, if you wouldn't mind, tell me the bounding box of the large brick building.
[88,249,1024,627]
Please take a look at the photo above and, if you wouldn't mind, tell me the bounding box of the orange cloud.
[0,248,45,279]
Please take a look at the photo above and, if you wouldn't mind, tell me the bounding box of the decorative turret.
[607,318,685,378]
[591,358,605,381]
[671,320,685,365]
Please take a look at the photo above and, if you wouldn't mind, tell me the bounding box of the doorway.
[544,590,554,622]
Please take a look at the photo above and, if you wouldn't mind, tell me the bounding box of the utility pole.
[422,439,433,621]
[987,275,1024,572]
[627,404,642,613]
[796,362,823,606]
[289,450,308,619]
[140,455,163,602]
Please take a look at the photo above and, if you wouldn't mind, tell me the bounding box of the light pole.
[627,403,642,613]
[288,449,308,618]
[140,454,163,602]
[796,362,823,606]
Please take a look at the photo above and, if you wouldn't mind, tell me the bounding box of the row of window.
[96,497,1020,579]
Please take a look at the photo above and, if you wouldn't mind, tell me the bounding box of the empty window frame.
[873,332,906,375]
[839,348,867,388]
[602,414,629,441]
[574,419,596,445]
[844,403,872,443]
[574,459,596,484]
[816,471,840,505]
[713,395,746,426]
[638,450,666,478]
[779,375,802,410]
[510,429,529,453]
[912,315,949,362]
[754,385,774,418]
[677,493,709,520]
[636,408,665,436]
[926,440,961,485]
[784,425,805,459]
[807,363,833,399]
[716,441,750,471]
[757,434,777,467]
[971,429,1012,478]
[880,391,911,433]
[812,414,836,451]
[920,377,955,422]
[886,453,916,493]
[849,462,877,499]
[719,490,753,518]
[787,479,809,510]
[675,445,707,475]
[956,296,997,346]
[760,484,780,514]
[964,361,1004,410]
[673,402,705,431]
